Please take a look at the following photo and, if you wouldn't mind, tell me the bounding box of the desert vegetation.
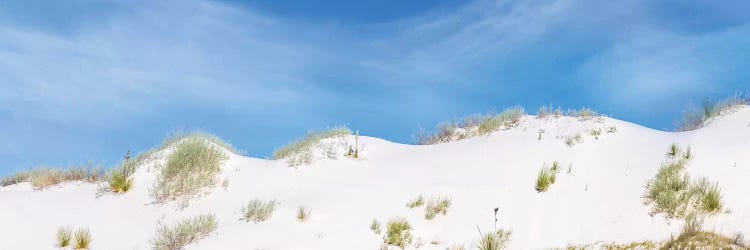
[477,229,512,250]
[406,195,425,208]
[643,145,723,219]
[296,206,311,222]
[0,164,106,190]
[535,163,559,192]
[151,214,217,250]
[385,217,413,249]
[416,106,525,145]
[565,134,583,146]
[56,226,72,247]
[74,228,92,249]
[676,92,749,131]
[272,126,352,167]
[424,196,452,220]
[370,219,382,234]
[151,136,228,204]
[241,199,278,223]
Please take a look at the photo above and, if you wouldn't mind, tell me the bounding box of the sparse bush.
[0,165,106,189]
[151,137,228,203]
[537,104,560,118]
[477,229,512,250]
[151,214,217,250]
[424,197,452,220]
[370,219,382,234]
[108,168,133,193]
[296,206,311,222]
[273,126,352,167]
[74,228,92,249]
[535,165,558,192]
[57,226,72,247]
[385,217,413,249]
[406,195,425,209]
[241,199,278,223]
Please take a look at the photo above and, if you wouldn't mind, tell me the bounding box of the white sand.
[2,106,749,249]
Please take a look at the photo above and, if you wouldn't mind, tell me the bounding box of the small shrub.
[241,199,278,223]
[151,214,217,250]
[406,195,425,209]
[74,228,92,249]
[535,167,557,192]
[151,137,228,203]
[57,226,72,247]
[370,219,382,234]
[296,206,311,222]
[644,159,692,218]
[565,134,583,146]
[418,107,526,144]
[385,217,413,249]
[108,170,133,193]
[477,229,512,250]
[424,197,452,220]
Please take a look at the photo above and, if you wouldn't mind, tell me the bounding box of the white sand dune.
[2,106,749,250]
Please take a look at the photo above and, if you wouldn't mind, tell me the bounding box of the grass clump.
[644,145,724,219]
[385,217,413,249]
[108,159,136,193]
[406,195,425,209]
[535,165,558,192]
[370,219,382,234]
[565,134,583,146]
[241,199,278,223]
[676,92,749,131]
[590,128,601,139]
[417,107,525,145]
[272,126,352,167]
[0,165,106,189]
[566,107,598,120]
[74,228,92,249]
[151,137,228,203]
[296,206,311,222]
[151,214,217,250]
[477,229,512,250]
[57,226,72,247]
[424,196,452,220]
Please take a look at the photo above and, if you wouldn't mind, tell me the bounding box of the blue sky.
[1,0,749,175]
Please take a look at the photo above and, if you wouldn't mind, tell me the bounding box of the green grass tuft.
[385,217,413,249]
[477,229,512,250]
[296,206,311,222]
[56,226,72,247]
[241,199,278,223]
[424,196,452,220]
[406,195,425,209]
[151,214,217,250]
[370,219,382,234]
[417,107,525,145]
[151,137,228,203]
[535,165,558,192]
[272,126,352,167]
[0,165,106,189]
[74,228,92,249]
